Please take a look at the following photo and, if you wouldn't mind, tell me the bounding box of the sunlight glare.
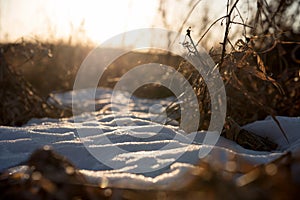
[0,0,159,44]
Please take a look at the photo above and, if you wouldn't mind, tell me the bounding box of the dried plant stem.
[220,0,240,65]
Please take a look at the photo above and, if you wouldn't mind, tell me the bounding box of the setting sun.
[0,0,159,44]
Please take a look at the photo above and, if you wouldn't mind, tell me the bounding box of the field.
[1,0,300,199]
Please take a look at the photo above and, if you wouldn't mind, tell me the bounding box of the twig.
[196,0,252,49]
[196,16,227,46]
[220,0,241,65]
[230,21,253,28]
[186,28,201,59]
[172,0,202,46]
[234,6,247,37]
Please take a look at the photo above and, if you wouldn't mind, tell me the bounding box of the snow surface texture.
[1,88,300,189]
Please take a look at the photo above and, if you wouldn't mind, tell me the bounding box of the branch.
[230,21,253,28]
[171,0,202,46]
[196,16,227,46]
[220,0,240,65]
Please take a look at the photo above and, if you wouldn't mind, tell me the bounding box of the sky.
[0,0,161,44]
[0,0,234,45]
[5,0,295,47]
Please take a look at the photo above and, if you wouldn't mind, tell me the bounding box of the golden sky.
[0,0,160,43]
[1,0,271,47]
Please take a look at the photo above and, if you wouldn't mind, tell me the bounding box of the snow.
[1,88,300,189]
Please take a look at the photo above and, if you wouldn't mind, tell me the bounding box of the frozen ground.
[0,88,299,189]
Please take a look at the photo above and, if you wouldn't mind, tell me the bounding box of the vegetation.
[0,0,299,198]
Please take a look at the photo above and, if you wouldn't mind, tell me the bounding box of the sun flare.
[0,0,159,44]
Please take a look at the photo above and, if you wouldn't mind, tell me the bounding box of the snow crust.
[1,88,299,188]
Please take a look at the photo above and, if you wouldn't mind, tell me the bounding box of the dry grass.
[1,0,299,127]
[0,0,299,197]
[0,41,77,126]
[0,32,299,129]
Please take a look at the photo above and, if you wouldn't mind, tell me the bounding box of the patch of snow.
[1,88,300,188]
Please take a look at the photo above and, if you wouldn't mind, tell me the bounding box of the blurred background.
[0,0,299,126]
[0,0,252,47]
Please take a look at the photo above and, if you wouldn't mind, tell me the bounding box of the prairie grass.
[0,31,299,128]
[0,0,299,198]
